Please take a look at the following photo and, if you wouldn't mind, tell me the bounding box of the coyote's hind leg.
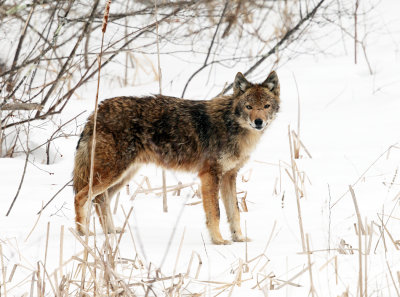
[74,173,116,236]
[94,164,140,234]
[94,191,117,234]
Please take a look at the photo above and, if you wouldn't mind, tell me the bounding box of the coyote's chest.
[219,130,262,173]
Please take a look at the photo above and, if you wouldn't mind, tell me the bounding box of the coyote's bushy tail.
[73,131,91,194]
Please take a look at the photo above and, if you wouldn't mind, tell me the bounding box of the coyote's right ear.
[233,72,252,95]
[261,71,280,96]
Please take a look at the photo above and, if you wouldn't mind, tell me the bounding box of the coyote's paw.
[232,234,251,242]
[212,238,232,245]
[77,228,95,237]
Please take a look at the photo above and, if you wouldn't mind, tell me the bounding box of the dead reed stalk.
[387,260,400,297]
[358,220,363,297]
[43,222,50,294]
[378,214,399,251]
[275,265,311,290]
[185,251,202,279]
[306,234,317,297]
[59,225,64,280]
[364,217,368,297]
[0,243,6,297]
[349,185,366,234]
[288,125,306,252]
[292,73,301,159]
[83,0,112,294]
[153,0,168,213]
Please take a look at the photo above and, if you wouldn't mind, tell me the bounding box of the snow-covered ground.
[1,0,400,296]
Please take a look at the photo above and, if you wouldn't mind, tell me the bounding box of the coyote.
[73,71,280,244]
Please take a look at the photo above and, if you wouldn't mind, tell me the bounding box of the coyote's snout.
[73,71,280,244]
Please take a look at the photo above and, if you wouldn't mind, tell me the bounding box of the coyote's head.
[233,71,280,131]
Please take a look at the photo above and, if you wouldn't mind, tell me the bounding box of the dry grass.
[1,137,400,296]
[0,222,282,296]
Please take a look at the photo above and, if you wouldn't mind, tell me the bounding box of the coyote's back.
[73,71,280,244]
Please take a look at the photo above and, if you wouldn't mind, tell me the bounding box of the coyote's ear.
[233,72,252,95]
[262,71,280,96]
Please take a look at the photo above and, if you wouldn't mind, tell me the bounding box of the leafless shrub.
[0,0,352,159]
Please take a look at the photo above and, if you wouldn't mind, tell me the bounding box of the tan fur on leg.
[220,170,249,242]
[74,174,115,236]
[199,168,231,245]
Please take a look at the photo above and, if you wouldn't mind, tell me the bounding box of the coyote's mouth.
[250,122,267,131]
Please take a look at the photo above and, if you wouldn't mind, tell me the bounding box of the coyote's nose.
[254,118,263,128]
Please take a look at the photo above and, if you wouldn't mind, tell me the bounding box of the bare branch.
[181,1,229,98]
[1,103,43,111]
[223,0,326,94]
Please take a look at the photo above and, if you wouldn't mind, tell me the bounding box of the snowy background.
[1,0,400,296]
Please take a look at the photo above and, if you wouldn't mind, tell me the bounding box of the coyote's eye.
[264,104,270,109]
[246,105,252,110]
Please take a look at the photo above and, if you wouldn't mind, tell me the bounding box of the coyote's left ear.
[262,71,280,96]
[233,72,252,95]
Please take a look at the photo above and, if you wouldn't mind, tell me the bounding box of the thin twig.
[6,147,30,216]
[2,8,184,131]
[181,1,229,98]
[37,179,73,215]
[6,1,36,92]
[159,194,190,270]
[331,144,397,208]
[222,0,326,95]
[34,0,100,118]
[354,0,359,64]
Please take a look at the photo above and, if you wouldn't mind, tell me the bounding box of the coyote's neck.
[219,128,262,173]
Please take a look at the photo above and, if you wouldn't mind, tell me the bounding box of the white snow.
[1,0,400,296]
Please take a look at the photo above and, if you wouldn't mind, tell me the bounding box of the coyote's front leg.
[220,169,249,242]
[199,167,231,245]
